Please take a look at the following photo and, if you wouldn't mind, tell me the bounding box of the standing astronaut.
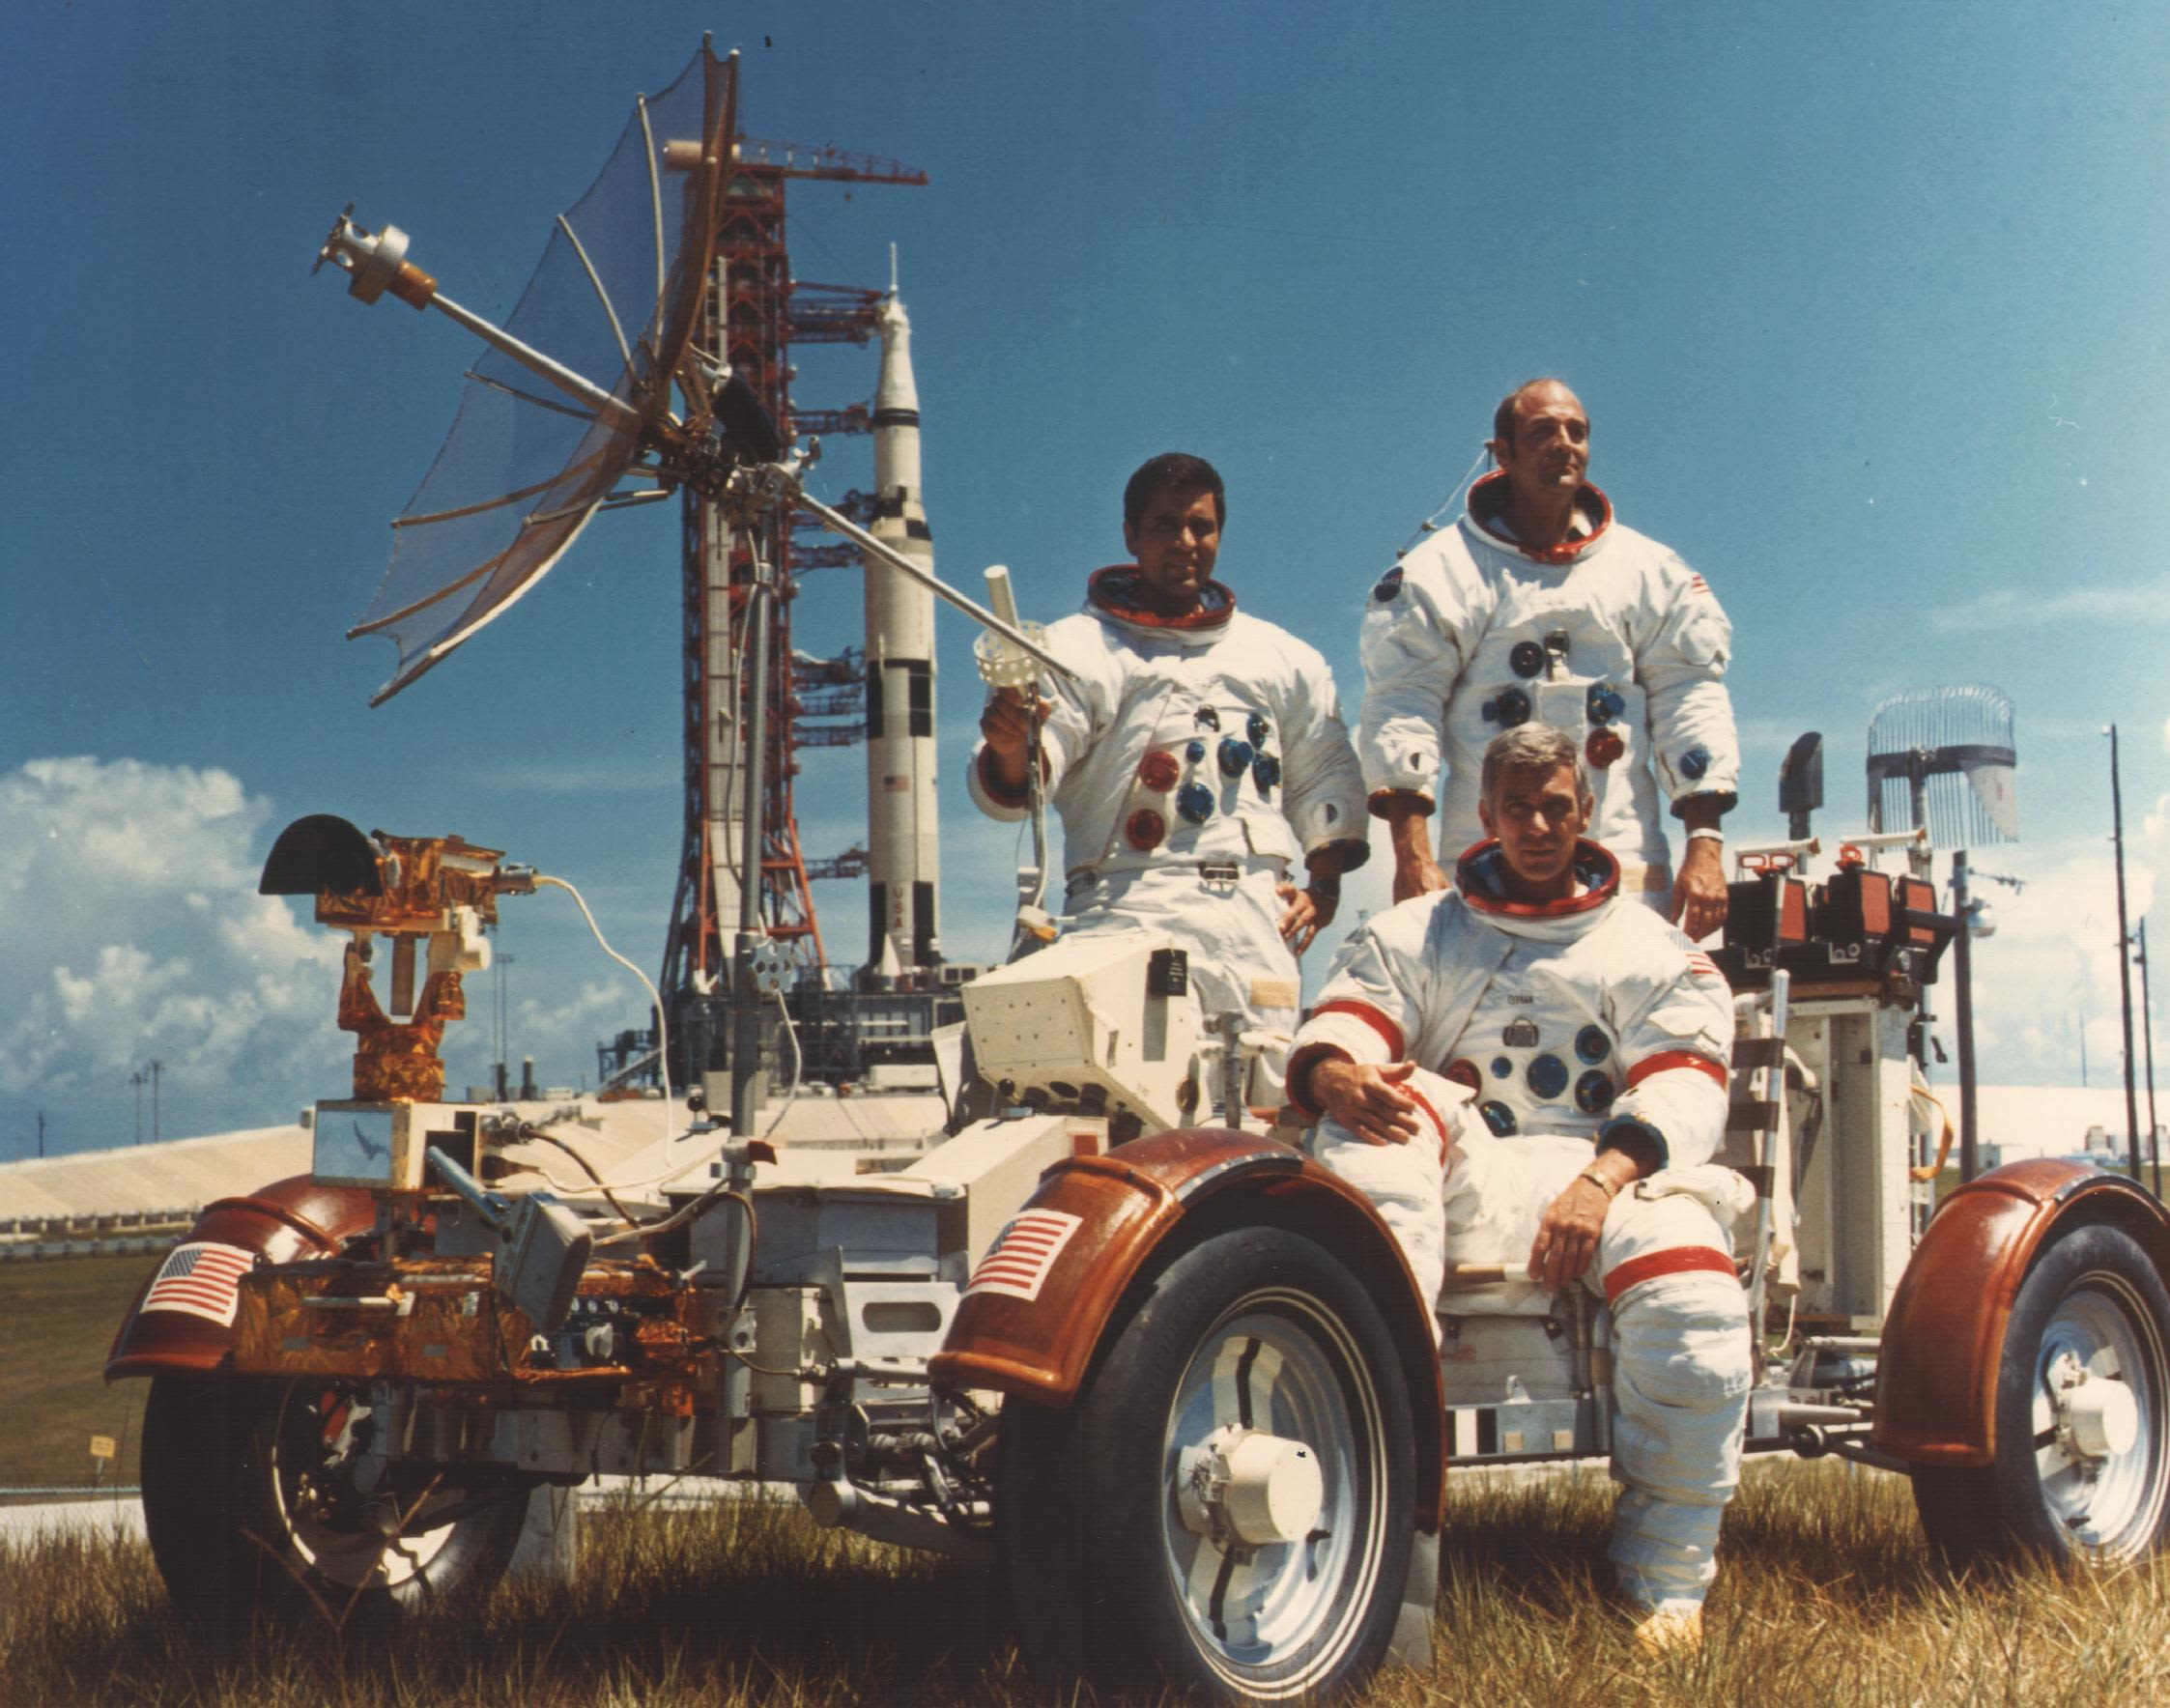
[1288,725,1751,1650]
[969,452,1369,1094]
[1360,378,1738,938]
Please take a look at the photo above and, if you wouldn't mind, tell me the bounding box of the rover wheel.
[141,1374,528,1639]
[999,1225,1415,1702]
[1913,1224,2170,1566]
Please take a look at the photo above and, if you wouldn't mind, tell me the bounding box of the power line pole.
[2140,917,2160,1199]
[2108,726,2142,1184]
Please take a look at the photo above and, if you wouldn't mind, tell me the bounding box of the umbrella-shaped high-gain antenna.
[1866,683,2018,1182]
[314,40,1062,706]
[313,42,1071,1139]
[316,43,729,705]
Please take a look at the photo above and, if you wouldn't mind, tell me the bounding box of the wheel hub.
[2057,1363,2141,1461]
[1178,1423,1325,1550]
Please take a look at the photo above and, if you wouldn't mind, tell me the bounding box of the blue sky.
[5,1,2168,1157]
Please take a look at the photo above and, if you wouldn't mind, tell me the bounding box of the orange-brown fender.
[1873,1158,2170,1466]
[104,1174,378,1381]
[930,1127,1448,1530]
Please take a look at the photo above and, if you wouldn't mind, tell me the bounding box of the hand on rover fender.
[1312,1059,1421,1146]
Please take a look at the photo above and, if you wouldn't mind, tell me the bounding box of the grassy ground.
[4,1459,2166,1705]
[12,1238,2170,1702]
[0,1252,155,1492]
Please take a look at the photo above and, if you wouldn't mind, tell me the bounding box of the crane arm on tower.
[788,282,887,344]
[735,138,928,185]
[804,846,871,882]
[790,406,871,438]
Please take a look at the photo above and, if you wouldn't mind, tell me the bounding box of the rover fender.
[104,1174,377,1381]
[1873,1158,2170,1466]
[930,1125,1447,1529]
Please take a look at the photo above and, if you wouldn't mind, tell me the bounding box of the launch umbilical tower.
[660,128,928,1087]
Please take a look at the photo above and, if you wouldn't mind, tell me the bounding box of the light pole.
[129,1069,145,1144]
[2139,918,2160,1199]
[2108,726,2143,1185]
[147,1059,165,1142]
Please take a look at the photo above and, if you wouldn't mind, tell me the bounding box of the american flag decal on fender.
[141,1241,256,1327]
[965,1210,1082,1303]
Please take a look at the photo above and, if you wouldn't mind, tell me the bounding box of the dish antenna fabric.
[322,45,735,703]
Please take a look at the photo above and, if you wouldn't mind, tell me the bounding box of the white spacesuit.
[968,568,1370,1041]
[1359,474,1739,904]
[1287,837,1751,1618]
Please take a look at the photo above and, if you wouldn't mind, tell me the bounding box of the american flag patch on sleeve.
[964,1210,1082,1303]
[1686,950,1722,981]
[141,1241,256,1326]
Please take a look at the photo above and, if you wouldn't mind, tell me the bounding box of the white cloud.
[0,758,346,1122]
[471,981,639,1092]
[1927,579,2170,634]
[1934,820,2162,1090]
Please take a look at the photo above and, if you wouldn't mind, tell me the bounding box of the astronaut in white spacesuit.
[1288,724,1751,1649]
[1359,379,1739,938]
[969,452,1370,1085]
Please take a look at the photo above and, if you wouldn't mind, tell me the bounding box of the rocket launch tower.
[650,118,954,1093]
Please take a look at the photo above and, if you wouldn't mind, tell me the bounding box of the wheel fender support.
[104,1174,378,1381]
[1874,1159,2170,1466]
[930,1126,1448,1529]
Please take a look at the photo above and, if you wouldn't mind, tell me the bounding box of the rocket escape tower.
[660,121,929,1087]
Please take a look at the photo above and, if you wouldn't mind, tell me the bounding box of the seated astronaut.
[969,453,1369,1108]
[1285,723,1751,1651]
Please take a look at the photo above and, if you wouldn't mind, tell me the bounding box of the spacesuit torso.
[1358,477,1738,899]
[1292,839,1734,1168]
[967,568,1369,1036]
[969,569,1368,879]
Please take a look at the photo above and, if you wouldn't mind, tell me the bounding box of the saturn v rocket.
[860,290,940,980]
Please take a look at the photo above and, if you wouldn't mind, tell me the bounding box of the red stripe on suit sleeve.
[1311,1000,1405,1061]
[1625,1050,1728,1090]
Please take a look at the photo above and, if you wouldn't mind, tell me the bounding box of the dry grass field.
[12,1222,2170,1703]
[5,1459,2168,1706]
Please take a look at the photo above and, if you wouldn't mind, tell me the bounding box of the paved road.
[0,1477,801,1551]
[0,1495,147,1543]
[2,1459,1637,1552]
